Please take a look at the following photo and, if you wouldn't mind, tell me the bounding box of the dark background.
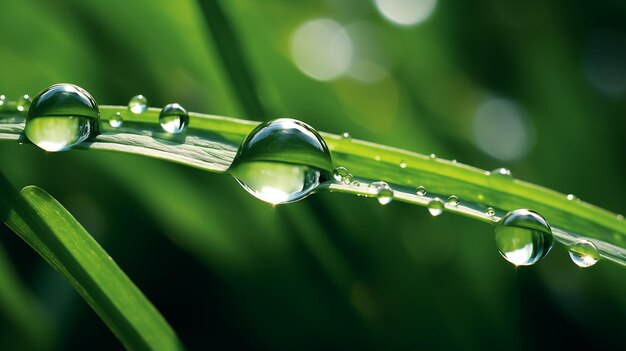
[0,0,625,349]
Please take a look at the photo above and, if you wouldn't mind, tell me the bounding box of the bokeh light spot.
[374,0,437,26]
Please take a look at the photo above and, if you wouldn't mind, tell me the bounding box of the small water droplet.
[428,198,444,216]
[416,186,427,196]
[566,194,577,201]
[484,171,491,176]
[17,94,32,112]
[341,132,351,139]
[491,167,513,177]
[430,153,436,159]
[351,180,360,186]
[128,95,148,114]
[24,84,99,152]
[333,166,349,182]
[486,207,496,217]
[446,195,459,207]
[109,112,123,128]
[618,214,624,220]
[399,161,407,168]
[568,240,600,268]
[0,95,6,107]
[159,103,189,133]
[228,118,332,204]
[495,209,553,266]
[451,159,457,164]
[370,181,393,205]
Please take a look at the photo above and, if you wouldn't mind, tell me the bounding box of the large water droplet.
[159,103,189,133]
[495,209,553,266]
[128,95,147,114]
[491,167,513,178]
[370,181,393,205]
[24,84,99,152]
[17,94,32,112]
[568,240,600,268]
[228,118,332,204]
[428,198,444,216]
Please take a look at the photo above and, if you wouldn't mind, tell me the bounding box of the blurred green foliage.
[0,0,624,349]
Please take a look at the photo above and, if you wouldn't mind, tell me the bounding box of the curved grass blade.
[0,174,184,351]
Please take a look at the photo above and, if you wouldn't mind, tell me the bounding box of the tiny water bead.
[485,207,496,217]
[446,195,459,207]
[495,209,553,266]
[491,167,513,178]
[24,84,99,152]
[370,181,394,205]
[228,118,333,205]
[17,94,32,112]
[0,95,6,107]
[428,198,444,216]
[333,166,349,182]
[159,103,189,133]
[109,112,123,128]
[399,161,407,168]
[416,186,427,196]
[566,194,577,201]
[341,132,351,139]
[128,95,148,114]
[568,240,600,268]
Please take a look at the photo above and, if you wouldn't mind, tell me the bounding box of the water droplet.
[370,181,393,205]
[351,180,360,187]
[430,153,436,159]
[24,84,99,152]
[128,95,147,114]
[428,198,444,216]
[341,132,351,139]
[228,118,332,204]
[566,194,577,201]
[17,94,32,112]
[495,209,553,266]
[568,240,600,268]
[618,214,624,220]
[399,161,407,168]
[491,167,513,177]
[109,112,123,128]
[343,173,354,184]
[0,95,6,108]
[446,195,459,207]
[159,103,189,133]
[486,207,496,217]
[333,166,349,182]
[416,186,427,196]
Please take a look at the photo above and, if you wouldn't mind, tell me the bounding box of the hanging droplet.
[370,181,393,205]
[128,95,148,114]
[159,103,189,133]
[568,240,600,268]
[399,161,407,169]
[416,186,427,196]
[491,167,513,178]
[228,118,332,204]
[333,166,349,182]
[24,84,99,152]
[428,198,444,216]
[109,112,123,128]
[486,207,496,217]
[17,94,32,112]
[446,195,459,207]
[495,209,553,266]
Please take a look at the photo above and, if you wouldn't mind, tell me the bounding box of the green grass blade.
[0,174,184,351]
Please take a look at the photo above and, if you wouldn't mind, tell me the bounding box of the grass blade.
[0,174,184,351]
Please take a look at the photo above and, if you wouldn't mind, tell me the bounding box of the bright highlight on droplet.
[473,98,530,161]
[290,19,353,81]
[159,103,189,134]
[374,0,437,26]
[128,95,148,114]
[370,181,394,205]
[109,112,123,128]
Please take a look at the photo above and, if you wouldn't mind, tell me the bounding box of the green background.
[1,0,625,349]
